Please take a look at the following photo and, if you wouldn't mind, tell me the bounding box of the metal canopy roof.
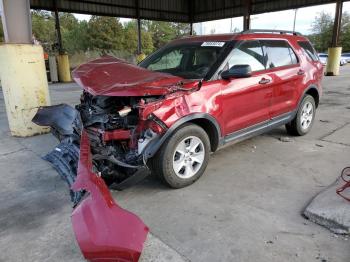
[30,0,347,23]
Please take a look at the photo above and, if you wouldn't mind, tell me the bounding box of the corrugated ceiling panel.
[30,0,189,22]
[138,0,189,22]
[252,0,336,15]
[30,0,137,17]
[30,0,349,23]
[193,0,245,22]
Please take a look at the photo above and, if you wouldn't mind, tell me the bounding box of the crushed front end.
[76,91,167,189]
[32,56,199,261]
[33,91,168,193]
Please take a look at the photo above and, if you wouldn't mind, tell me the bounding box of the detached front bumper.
[71,130,149,261]
[32,105,149,261]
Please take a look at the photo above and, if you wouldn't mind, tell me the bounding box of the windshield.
[139,42,227,79]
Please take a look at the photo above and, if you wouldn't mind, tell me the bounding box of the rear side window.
[262,40,298,68]
[298,41,319,61]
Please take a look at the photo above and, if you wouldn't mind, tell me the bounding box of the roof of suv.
[171,31,309,45]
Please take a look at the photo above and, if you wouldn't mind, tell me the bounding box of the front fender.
[143,113,221,160]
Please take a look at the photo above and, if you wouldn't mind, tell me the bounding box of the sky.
[74,2,350,35]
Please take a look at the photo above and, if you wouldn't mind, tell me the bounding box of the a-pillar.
[0,0,51,136]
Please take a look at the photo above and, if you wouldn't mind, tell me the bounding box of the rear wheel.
[286,94,316,136]
[150,124,210,188]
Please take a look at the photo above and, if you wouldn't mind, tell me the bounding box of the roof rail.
[241,29,302,36]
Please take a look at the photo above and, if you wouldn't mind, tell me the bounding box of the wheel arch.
[187,116,221,152]
[303,85,320,108]
[144,113,222,160]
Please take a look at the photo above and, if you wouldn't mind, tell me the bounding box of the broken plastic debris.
[279,136,293,142]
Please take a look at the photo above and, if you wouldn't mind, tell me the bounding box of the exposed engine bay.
[33,91,169,198]
[77,91,166,187]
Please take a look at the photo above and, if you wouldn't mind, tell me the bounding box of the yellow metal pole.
[326,47,342,76]
[136,53,146,63]
[57,54,72,82]
[326,0,343,76]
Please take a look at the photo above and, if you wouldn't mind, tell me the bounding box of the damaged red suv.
[34,30,323,190]
[33,30,323,260]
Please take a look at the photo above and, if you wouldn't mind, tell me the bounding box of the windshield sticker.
[201,42,225,47]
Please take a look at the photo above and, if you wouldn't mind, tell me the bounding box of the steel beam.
[331,0,343,47]
[136,0,141,54]
[137,18,142,54]
[243,0,252,31]
[0,0,32,43]
[188,0,194,35]
[54,0,64,54]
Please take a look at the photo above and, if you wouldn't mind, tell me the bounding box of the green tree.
[143,21,176,49]
[87,16,124,51]
[58,13,90,53]
[339,12,350,51]
[31,11,55,51]
[59,13,79,31]
[143,21,191,49]
[62,20,90,53]
[309,11,350,52]
[309,12,334,52]
[123,20,154,55]
[172,23,191,37]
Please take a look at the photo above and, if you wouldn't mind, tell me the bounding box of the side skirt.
[220,111,296,146]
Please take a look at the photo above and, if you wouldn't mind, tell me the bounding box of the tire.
[286,94,316,136]
[149,123,210,188]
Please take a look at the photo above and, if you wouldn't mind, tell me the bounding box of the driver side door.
[220,40,273,135]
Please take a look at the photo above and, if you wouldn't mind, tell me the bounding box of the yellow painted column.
[326,47,342,76]
[0,44,51,136]
[57,54,72,82]
[136,53,146,63]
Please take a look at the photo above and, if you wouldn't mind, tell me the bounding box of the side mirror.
[221,64,252,79]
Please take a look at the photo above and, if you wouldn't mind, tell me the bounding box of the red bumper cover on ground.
[71,130,149,261]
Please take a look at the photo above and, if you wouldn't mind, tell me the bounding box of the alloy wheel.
[172,136,205,179]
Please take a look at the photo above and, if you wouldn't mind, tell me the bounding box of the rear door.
[298,40,324,85]
[261,40,304,118]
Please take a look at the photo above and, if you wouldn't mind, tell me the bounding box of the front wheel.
[286,94,316,136]
[149,124,210,188]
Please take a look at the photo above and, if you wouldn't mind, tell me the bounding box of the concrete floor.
[1,66,350,262]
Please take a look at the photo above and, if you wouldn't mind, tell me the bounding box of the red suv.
[34,30,323,190]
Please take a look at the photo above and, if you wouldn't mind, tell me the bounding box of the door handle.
[297,69,305,75]
[259,78,271,84]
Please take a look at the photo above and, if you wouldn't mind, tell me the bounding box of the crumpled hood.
[72,56,185,96]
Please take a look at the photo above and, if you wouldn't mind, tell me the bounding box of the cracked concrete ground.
[1,66,350,262]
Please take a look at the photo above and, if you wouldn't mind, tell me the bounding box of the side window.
[298,41,319,61]
[147,50,183,70]
[263,40,298,68]
[227,40,265,72]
